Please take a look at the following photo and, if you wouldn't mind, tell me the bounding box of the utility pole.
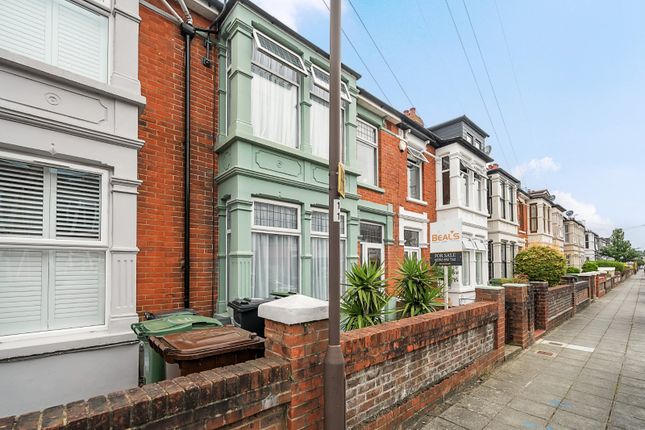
[324,0,346,428]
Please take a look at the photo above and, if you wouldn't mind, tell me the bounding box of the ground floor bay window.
[251,200,300,297]
[311,211,346,300]
[359,222,384,267]
[0,157,107,336]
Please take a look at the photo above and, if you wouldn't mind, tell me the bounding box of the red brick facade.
[358,120,437,293]
[137,2,218,317]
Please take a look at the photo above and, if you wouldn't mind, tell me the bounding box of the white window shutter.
[0,250,45,336]
[54,0,108,82]
[0,0,51,63]
[55,168,101,240]
[0,159,45,237]
[51,251,105,329]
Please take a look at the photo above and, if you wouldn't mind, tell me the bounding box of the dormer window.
[475,139,483,150]
[465,133,474,144]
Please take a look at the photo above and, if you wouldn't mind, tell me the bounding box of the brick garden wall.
[0,358,290,430]
[547,284,575,329]
[341,288,505,429]
[574,280,590,312]
[137,1,218,317]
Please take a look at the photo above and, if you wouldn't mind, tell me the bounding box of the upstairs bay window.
[500,182,507,219]
[251,31,303,149]
[509,187,515,222]
[0,157,106,336]
[0,0,109,82]
[459,162,470,207]
[356,119,378,186]
[309,65,349,160]
[251,200,300,297]
[474,175,483,211]
[529,204,538,233]
[442,157,451,205]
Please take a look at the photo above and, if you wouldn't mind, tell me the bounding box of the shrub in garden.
[395,257,443,318]
[581,261,599,272]
[340,262,389,331]
[514,246,566,286]
[566,266,581,274]
[595,260,626,273]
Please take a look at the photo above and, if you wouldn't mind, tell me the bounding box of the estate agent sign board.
[429,219,463,266]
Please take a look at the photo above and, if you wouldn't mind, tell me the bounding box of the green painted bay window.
[310,210,347,300]
[356,119,378,186]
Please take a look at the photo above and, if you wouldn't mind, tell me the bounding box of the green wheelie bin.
[131,313,222,385]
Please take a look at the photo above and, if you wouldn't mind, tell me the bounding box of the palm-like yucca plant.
[395,257,444,318]
[340,262,389,331]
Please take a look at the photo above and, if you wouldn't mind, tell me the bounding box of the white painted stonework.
[258,294,329,325]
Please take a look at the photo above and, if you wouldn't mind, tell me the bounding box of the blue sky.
[254,0,645,249]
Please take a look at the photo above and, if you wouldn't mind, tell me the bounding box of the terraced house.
[0,0,143,415]
[564,217,586,268]
[486,164,521,280]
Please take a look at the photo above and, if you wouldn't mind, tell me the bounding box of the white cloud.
[252,0,327,30]
[511,157,560,179]
[552,191,613,236]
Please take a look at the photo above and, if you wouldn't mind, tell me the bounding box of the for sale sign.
[430,251,463,266]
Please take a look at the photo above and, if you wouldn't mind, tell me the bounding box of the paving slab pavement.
[413,272,645,430]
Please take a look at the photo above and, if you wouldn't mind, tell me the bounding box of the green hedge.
[489,277,529,286]
[566,266,581,274]
[595,260,626,273]
[514,246,566,286]
[581,261,599,272]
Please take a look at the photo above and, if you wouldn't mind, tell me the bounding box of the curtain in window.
[310,97,329,158]
[357,142,376,185]
[407,161,420,200]
[251,65,298,148]
[252,233,298,297]
[475,252,483,284]
[312,237,328,300]
[462,251,471,286]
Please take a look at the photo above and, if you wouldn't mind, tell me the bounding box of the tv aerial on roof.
[566,210,574,217]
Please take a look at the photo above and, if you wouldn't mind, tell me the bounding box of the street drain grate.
[535,350,557,357]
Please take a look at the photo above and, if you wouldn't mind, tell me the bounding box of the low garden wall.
[0,357,291,430]
[503,284,534,348]
[574,280,591,312]
[1,288,506,430]
[342,287,505,429]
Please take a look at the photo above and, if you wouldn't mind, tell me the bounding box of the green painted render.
[215,2,393,312]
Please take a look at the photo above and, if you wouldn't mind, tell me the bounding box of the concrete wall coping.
[478,286,504,291]
[502,283,529,287]
[258,294,329,325]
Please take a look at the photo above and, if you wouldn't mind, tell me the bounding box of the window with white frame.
[403,229,421,260]
[0,0,109,82]
[487,241,494,279]
[309,65,348,161]
[474,175,483,211]
[407,158,422,200]
[310,210,346,300]
[356,119,378,186]
[509,186,515,222]
[500,182,507,219]
[0,157,106,336]
[251,30,302,148]
[475,252,483,284]
[459,162,470,207]
[465,133,474,144]
[509,243,515,277]
[441,156,451,205]
[359,222,383,268]
[462,251,471,286]
[251,201,300,297]
[501,241,508,278]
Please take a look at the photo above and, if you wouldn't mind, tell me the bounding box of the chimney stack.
[403,107,424,126]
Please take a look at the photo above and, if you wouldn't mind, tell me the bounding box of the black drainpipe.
[181,22,196,309]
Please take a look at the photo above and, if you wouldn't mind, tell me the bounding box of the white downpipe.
[160,0,183,23]
[175,0,194,25]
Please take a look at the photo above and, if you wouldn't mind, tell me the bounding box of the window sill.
[0,327,136,361]
[406,198,427,206]
[358,183,385,194]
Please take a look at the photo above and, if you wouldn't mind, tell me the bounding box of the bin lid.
[148,326,264,361]
[228,297,274,311]
[131,314,222,338]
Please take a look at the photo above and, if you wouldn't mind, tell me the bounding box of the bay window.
[459,162,470,207]
[251,30,303,148]
[462,251,471,286]
[509,186,515,222]
[309,65,349,160]
[356,119,378,186]
[475,252,483,285]
[0,157,106,336]
[0,0,109,82]
[487,241,494,279]
[500,182,507,219]
[359,222,383,267]
[403,229,421,260]
[529,204,538,233]
[442,156,451,205]
[311,211,346,300]
[251,201,300,297]
[474,175,483,211]
[501,241,508,278]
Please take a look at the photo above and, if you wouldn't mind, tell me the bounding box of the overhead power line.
[320,0,393,105]
[443,0,509,166]
[346,0,415,108]
[493,0,537,149]
[461,0,519,164]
